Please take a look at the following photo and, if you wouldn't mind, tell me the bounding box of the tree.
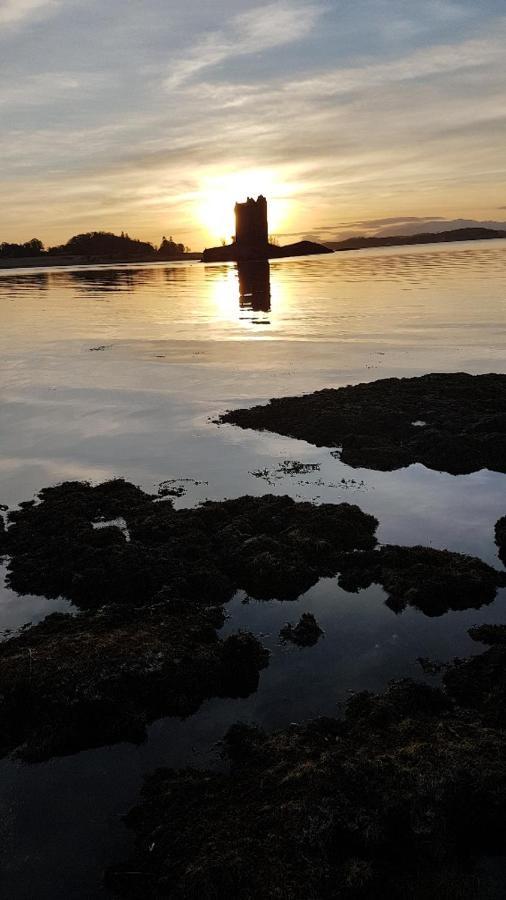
[0,238,44,258]
[158,236,186,258]
[48,231,156,259]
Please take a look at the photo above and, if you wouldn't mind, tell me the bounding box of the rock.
[0,602,269,761]
[4,480,378,606]
[444,624,506,725]
[219,373,506,474]
[280,612,323,646]
[336,544,506,617]
[495,515,506,565]
[106,669,506,899]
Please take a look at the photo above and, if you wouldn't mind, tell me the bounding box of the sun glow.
[196,170,291,245]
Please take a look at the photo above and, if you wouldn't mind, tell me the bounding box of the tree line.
[0,232,190,260]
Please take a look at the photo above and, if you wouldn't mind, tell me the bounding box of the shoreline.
[2,232,506,270]
[0,252,202,270]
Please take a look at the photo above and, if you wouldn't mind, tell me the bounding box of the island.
[201,195,333,262]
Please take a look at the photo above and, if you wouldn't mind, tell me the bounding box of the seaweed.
[219,373,506,475]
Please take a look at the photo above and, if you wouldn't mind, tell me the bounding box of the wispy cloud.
[1,0,505,246]
[0,0,58,26]
[0,72,103,108]
[165,0,324,89]
[286,28,506,99]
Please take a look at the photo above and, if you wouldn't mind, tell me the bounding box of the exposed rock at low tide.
[107,648,506,899]
[280,612,323,646]
[336,544,506,617]
[0,602,269,761]
[0,479,379,759]
[4,479,378,605]
[219,372,506,474]
[495,515,506,565]
[444,623,506,725]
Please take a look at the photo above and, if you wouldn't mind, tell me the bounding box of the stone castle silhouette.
[235,195,268,249]
[202,195,332,262]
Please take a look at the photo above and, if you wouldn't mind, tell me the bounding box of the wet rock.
[0,603,269,761]
[468,623,506,645]
[280,612,323,646]
[0,480,380,761]
[336,544,506,617]
[495,515,506,565]
[219,372,506,474]
[444,624,506,725]
[4,480,378,606]
[107,675,506,899]
[0,510,6,555]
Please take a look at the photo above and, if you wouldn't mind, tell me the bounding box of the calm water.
[0,240,505,897]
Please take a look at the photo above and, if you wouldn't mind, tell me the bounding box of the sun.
[196,170,291,244]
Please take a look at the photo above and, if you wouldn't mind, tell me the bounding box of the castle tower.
[235,195,268,248]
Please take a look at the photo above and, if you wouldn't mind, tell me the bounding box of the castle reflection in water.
[237,260,271,314]
[47,258,272,316]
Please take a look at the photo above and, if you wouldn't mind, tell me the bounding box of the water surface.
[0,240,505,897]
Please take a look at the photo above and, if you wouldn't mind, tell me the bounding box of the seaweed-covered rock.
[0,508,6,555]
[495,515,506,565]
[336,544,506,617]
[107,677,506,899]
[280,612,323,646]
[444,624,506,725]
[219,372,506,474]
[0,603,269,761]
[4,480,378,606]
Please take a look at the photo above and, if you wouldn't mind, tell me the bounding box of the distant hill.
[327,227,506,252]
[0,231,195,267]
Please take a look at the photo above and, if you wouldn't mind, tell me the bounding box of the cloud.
[1,1,505,247]
[286,28,506,99]
[0,0,57,26]
[165,0,324,89]
[0,72,97,108]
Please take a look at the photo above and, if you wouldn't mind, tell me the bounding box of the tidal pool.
[0,240,505,897]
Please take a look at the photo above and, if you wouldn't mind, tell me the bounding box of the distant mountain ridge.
[327,227,506,252]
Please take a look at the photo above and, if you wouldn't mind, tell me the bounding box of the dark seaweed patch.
[280,612,323,646]
[107,661,506,899]
[0,603,269,761]
[4,479,378,606]
[336,544,506,617]
[219,373,506,474]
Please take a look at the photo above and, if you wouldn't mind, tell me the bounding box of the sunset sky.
[1,0,506,249]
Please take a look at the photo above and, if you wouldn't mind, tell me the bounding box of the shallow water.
[0,240,505,897]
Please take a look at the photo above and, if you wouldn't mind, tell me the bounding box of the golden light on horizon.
[196,169,292,244]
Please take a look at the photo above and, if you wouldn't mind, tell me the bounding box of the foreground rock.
[107,652,506,899]
[4,479,378,606]
[496,515,506,565]
[336,544,506,617]
[444,623,506,725]
[0,480,378,760]
[219,372,506,474]
[0,506,6,553]
[0,603,268,761]
[280,612,323,646]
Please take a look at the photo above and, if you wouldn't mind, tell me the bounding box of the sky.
[1,0,506,249]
